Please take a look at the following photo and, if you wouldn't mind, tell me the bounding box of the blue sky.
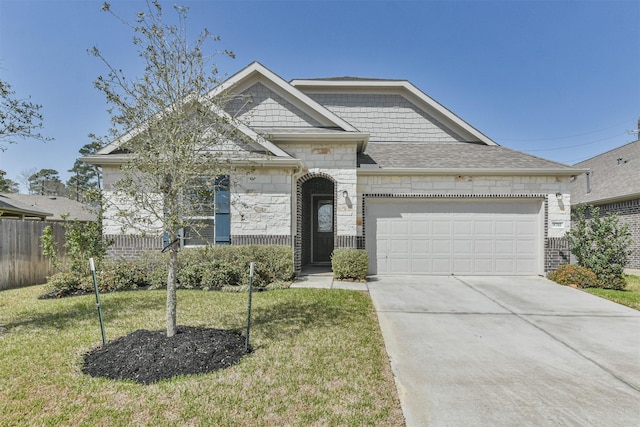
[1,0,639,191]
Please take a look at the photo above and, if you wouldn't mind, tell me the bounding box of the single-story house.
[0,193,97,222]
[0,193,51,220]
[83,62,584,275]
[570,136,640,271]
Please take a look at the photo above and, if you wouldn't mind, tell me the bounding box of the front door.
[312,196,334,264]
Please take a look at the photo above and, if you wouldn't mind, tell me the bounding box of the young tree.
[67,141,102,203]
[28,168,66,196]
[92,1,237,336]
[0,169,19,193]
[0,79,51,150]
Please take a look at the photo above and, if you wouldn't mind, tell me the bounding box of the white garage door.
[366,198,543,275]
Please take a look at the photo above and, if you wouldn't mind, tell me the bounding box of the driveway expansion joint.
[455,276,640,393]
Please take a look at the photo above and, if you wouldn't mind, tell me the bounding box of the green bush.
[176,263,206,289]
[567,205,632,290]
[99,258,146,292]
[201,261,241,289]
[180,245,293,289]
[44,272,87,298]
[547,264,598,288]
[41,245,294,297]
[137,251,169,289]
[593,271,627,291]
[331,249,369,281]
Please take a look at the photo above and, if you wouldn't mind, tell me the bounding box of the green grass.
[0,285,404,426]
[584,274,640,310]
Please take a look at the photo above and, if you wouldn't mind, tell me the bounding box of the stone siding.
[102,191,164,236]
[231,169,293,236]
[289,143,358,236]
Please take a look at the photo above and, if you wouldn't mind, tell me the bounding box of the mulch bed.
[82,326,250,384]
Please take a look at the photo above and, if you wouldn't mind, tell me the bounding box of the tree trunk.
[166,246,178,337]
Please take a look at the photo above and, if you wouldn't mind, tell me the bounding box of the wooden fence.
[0,220,66,291]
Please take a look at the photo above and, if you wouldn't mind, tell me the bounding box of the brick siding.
[106,234,163,259]
[594,198,640,270]
[545,237,570,272]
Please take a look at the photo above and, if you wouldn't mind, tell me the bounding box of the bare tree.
[0,79,51,151]
[17,167,37,193]
[92,1,238,336]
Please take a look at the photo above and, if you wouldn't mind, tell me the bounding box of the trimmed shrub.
[43,272,86,298]
[547,264,598,288]
[138,251,169,289]
[176,263,206,289]
[99,258,146,292]
[593,271,627,291]
[567,205,632,290]
[201,261,241,289]
[332,249,368,281]
[41,244,294,297]
[180,245,293,289]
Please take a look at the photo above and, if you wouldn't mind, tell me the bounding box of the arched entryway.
[297,174,336,271]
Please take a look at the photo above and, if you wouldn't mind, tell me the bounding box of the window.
[317,201,333,232]
[180,176,230,247]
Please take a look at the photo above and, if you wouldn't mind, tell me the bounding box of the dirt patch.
[82,326,250,384]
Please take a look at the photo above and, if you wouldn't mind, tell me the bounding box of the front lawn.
[583,274,640,310]
[0,285,404,426]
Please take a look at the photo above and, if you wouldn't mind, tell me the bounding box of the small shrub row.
[547,263,627,290]
[547,264,598,289]
[43,245,294,298]
[331,248,368,281]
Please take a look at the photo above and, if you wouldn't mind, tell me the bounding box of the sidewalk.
[291,266,368,291]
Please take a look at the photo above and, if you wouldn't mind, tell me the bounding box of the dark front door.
[312,196,334,263]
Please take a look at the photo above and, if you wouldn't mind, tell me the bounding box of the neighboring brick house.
[570,137,640,271]
[83,62,584,276]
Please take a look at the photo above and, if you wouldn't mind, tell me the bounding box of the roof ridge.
[292,76,406,82]
[573,138,640,166]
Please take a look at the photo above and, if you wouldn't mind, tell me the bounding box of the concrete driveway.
[368,276,640,426]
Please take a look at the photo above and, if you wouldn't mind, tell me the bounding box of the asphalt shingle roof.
[0,194,97,221]
[359,142,576,171]
[570,139,640,204]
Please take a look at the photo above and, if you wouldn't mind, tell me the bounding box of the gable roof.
[209,62,362,133]
[82,61,583,177]
[92,101,292,160]
[571,138,640,205]
[0,194,97,221]
[290,77,497,146]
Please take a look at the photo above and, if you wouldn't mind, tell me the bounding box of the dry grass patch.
[0,285,404,426]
